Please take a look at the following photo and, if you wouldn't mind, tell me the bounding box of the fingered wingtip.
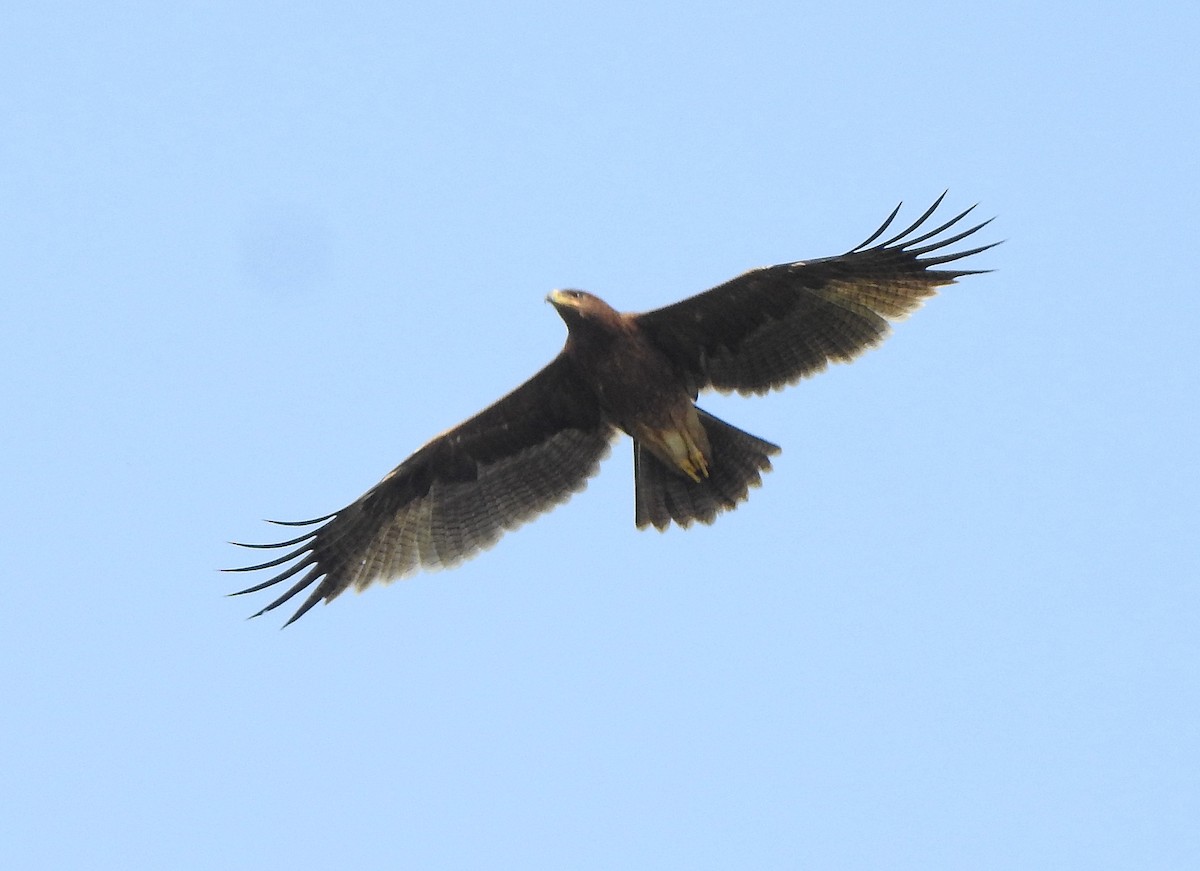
[264,512,336,527]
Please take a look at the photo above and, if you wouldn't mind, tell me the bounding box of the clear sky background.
[3,2,1197,869]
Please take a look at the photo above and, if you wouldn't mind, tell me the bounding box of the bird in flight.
[228,194,997,625]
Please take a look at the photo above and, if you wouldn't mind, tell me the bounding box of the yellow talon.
[680,450,710,482]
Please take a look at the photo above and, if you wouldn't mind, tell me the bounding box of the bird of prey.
[229,194,996,625]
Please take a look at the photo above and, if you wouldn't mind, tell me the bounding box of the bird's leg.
[649,428,711,483]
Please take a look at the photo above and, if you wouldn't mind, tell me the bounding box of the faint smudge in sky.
[237,201,333,298]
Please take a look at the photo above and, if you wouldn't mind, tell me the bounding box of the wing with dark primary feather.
[635,194,998,396]
[227,354,615,625]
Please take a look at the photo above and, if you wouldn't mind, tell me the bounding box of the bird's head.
[547,289,621,330]
[547,288,589,314]
[544,287,619,319]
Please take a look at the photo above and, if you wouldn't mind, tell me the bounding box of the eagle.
[229,194,996,625]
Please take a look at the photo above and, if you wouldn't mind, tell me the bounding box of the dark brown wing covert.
[635,194,997,396]
[227,354,614,625]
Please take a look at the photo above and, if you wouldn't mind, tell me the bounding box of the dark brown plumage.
[228,194,997,625]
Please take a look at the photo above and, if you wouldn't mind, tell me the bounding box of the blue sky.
[3,2,1197,868]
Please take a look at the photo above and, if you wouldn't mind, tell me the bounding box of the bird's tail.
[634,409,781,531]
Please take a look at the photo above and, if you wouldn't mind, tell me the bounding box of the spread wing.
[635,194,998,396]
[227,353,614,626]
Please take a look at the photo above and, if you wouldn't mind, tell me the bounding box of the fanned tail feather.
[635,409,780,530]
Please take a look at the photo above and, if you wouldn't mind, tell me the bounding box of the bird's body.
[552,290,723,484]
[229,195,997,625]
